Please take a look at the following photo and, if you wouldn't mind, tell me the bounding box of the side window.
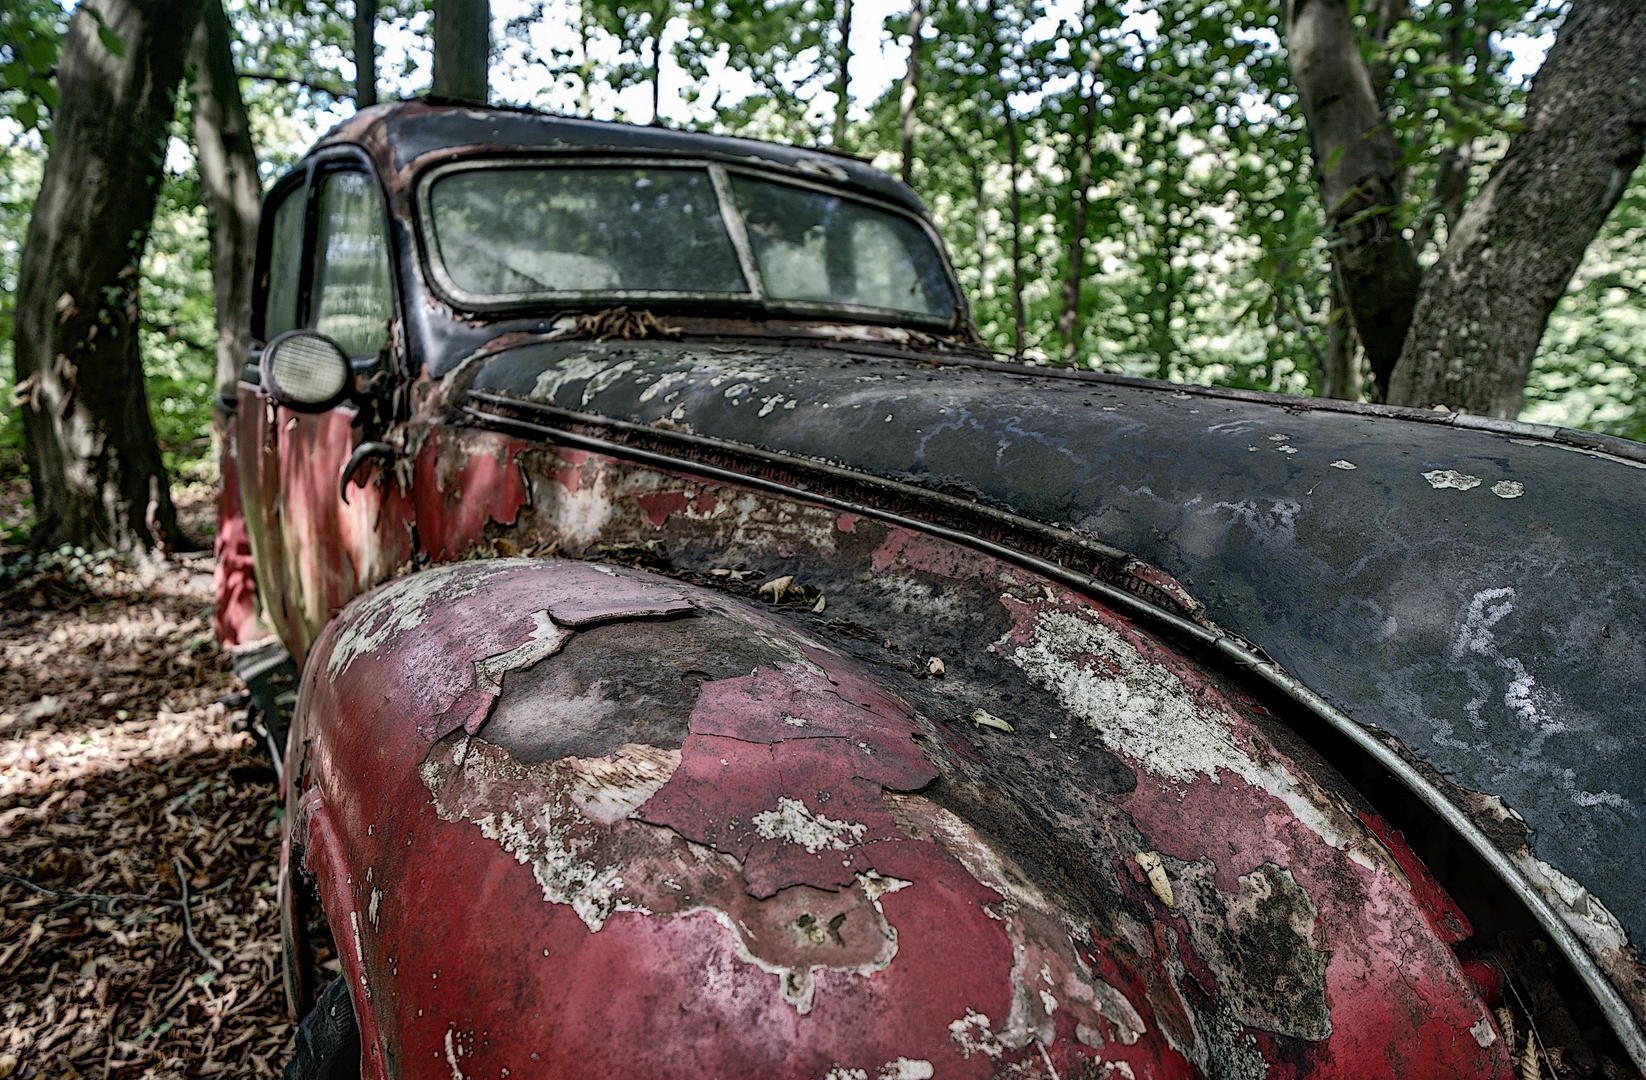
[311,170,394,359]
[264,186,306,340]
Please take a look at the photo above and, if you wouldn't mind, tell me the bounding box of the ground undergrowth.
[0,478,298,1078]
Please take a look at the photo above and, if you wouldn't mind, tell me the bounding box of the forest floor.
[0,476,297,1079]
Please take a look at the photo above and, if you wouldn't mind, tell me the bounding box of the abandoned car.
[215,100,1646,1079]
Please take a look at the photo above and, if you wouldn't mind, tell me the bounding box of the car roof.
[312,98,927,216]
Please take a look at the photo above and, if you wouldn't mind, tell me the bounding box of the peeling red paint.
[213,431,263,646]
[636,489,689,528]
[837,512,859,532]
[1358,810,1474,944]
[411,426,530,562]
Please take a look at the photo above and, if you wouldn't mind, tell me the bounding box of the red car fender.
[298,787,391,1079]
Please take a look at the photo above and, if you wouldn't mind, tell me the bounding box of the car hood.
[464,336,1646,969]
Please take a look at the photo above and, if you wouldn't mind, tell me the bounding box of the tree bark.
[647,26,662,125]
[1390,0,1646,416]
[432,0,488,103]
[191,0,260,407]
[354,0,377,107]
[899,0,921,186]
[1057,69,1097,363]
[13,0,203,553]
[1283,0,1422,399]
[833,0,853,147]
[1320,274,1361,400]
[1004,105,1026,359]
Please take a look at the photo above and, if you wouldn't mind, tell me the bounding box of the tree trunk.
[354,0,377,107]
[191,0,260,407]
[432,0,488,103]
[648,27,662,125]
[1057,70,1097,363]
[1320,274,1361,400]
[833,0,853,147]
[1004,106,1026,359]
[1283,0,1422,399]
[1390,0,1646,416]
[12,0,203,554]
[899,0,922,186]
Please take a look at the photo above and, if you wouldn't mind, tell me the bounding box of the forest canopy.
[2,0,1643,520]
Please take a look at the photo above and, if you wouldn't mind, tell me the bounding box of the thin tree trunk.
[354,0,377,107]
[432,0,488,103]
[1320,274,1361,400]
[192,0,264,639]
[833,0,853,147]
[648,27,662,125]
[13,0,203,553]
[1409,15,1475,255]
[1058,69,1097,363]
[191,0,260,408]
[1283,0,1422,399]
[1004,107,1026,359]
[899,0,922,185]
[1390,0,1646,416]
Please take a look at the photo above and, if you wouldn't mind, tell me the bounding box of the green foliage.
[2,0,1644,526]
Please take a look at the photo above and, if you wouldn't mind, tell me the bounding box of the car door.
[240,155,414,669]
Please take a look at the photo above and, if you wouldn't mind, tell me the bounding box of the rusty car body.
[217,100,1646,1079]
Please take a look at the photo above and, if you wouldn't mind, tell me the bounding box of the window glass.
[264,186,306,340]
[729,176,956,318]
[427,167,747,298]
[311,171,394,358]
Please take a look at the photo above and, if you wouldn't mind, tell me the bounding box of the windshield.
[421,162,957,323]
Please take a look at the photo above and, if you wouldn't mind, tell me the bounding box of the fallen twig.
[175,856,225,973]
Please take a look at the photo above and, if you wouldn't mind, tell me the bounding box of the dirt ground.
[0,478,297,1079]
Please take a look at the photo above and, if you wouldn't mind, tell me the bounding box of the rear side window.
[310,170,394,359]
[263,188,306,340]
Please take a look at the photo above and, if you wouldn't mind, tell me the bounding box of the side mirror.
[261,330,351,411]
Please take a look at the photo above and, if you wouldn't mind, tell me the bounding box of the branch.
[174,856,225,973]
[235,68,351,99]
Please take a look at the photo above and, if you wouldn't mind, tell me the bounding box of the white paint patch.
[1423,469,1482,490]
[758,394,785,417]
[1470,1016,1497,1047]
[1275,445,1298,454]
[877,1059,934,1080]
[368,887,382,929]
[350,910,370,999]
[638,369,691,403]
[1512,850,1630,959]
[563,744,681,825]
[821,1068,867,1080]
[326,562,513,679]
[444,1028,464,1080]
[949,1009,1006,1059]
[529,353,637,407]
[1006,606,1369,857]
[1008,609,1255,787]
[753,797,866,853]
[1492,480,1525,499]
[1329,460,1357,470]
[471,611,573,695]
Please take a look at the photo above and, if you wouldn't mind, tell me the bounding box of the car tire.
[283,974,360,1080]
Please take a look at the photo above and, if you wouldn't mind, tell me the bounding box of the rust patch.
[1167,857,1332,1041]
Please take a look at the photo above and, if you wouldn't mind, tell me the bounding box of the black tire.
[283,974,361,1080]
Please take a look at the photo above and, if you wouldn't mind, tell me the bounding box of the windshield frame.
[413,155,963,329]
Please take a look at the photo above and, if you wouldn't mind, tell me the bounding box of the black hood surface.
[469,337,1646,949]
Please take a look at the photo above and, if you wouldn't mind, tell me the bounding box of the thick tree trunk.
[833,0,853,147]
[432,0,488,103]
[1390,1,1646,416]
[1004,107,1026,359]
[1283,0,1421,398]
[899,0,921,186]
[354,0,377,107]
[191,0,260,407]
[13,0,203,553]
[1057,74,1097,363]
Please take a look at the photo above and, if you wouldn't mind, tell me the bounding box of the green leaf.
[1322,145,1346,174]
[97,23,126,57]
[15,100,38,130]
